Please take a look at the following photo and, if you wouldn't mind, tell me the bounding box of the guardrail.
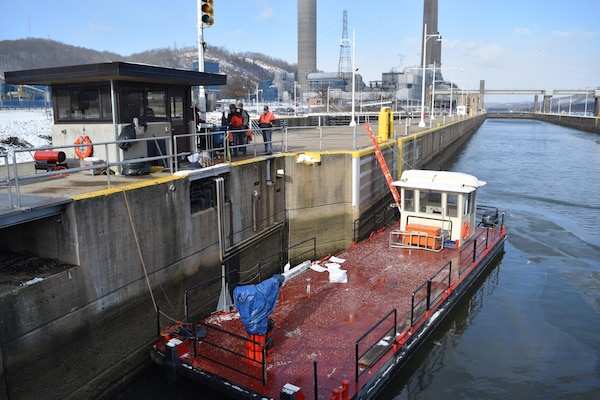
[410,261,453,326]
[355,309,397,384]
[1,122,383,210]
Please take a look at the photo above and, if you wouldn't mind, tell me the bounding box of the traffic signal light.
[201,0,214,27]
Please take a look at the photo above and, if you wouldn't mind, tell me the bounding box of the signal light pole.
[196,1,214,122]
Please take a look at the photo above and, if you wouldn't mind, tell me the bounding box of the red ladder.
[365,122,401,210]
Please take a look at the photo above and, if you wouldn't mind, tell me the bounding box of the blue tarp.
[233,274,285,335]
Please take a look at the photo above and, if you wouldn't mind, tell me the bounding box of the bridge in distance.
[434,86,600,114]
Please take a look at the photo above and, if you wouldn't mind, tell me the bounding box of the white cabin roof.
[392,170,486,194]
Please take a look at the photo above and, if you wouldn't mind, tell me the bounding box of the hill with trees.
[0,38,296,99]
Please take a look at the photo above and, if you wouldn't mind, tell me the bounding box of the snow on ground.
[0,109,225,165]
[0,109,53,163]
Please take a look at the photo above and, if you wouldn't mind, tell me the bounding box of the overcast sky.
[4,0,598,101]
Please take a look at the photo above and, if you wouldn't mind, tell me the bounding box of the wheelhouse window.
[447,193,458,217]
[403,189,415,212]
[420,190,442,214]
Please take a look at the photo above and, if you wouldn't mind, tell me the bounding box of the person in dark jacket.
[227,104,245,156]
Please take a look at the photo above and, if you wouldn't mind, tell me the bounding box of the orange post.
[342,380,350,400]
[331,388,341,400]
[246,334,266,362]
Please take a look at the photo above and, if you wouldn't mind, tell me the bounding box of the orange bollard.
[342,380,350,400]
[330,388,340,400]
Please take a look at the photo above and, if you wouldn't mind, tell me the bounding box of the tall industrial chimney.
[422,0,441,69]
[297,0,317,101]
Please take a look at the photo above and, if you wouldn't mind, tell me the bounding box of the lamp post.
[255,88,263,117]
[293,81,300,116]
[449,83,454,119]
[430,63,436,120]
[418,23,441,128]
[350,28,356,126]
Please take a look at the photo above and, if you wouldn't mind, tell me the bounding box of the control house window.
[55,86,112,121]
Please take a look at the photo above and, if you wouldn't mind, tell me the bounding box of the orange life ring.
[461,221,470,239]
[74,135,93,160]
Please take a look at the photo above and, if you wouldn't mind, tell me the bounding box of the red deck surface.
[156,223,503,399]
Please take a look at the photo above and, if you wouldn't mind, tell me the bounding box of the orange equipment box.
[403,224,442,249]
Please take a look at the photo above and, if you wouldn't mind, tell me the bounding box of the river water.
[111,118,600,399]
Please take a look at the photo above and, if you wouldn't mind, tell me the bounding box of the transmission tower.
[337,10,352,78]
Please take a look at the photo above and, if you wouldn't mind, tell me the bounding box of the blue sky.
[3,1,599,100]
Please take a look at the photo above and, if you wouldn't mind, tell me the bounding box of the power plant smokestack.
[422,0,441,69]
[297,0,317,101]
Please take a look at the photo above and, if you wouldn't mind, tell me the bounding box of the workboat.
[150,169,506,400]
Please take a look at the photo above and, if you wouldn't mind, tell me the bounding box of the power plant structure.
[292,0,461,114]
[423,0,442,74]
[337,10,352,78]
[296,0,317,102]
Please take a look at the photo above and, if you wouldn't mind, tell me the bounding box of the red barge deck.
[151,216,505,400]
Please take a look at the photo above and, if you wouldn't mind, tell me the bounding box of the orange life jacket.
[230,113,243,128]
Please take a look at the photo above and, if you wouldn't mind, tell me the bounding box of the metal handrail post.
[11,150,22,208]
[2,153,14,209]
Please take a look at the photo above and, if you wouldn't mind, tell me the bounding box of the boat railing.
[354,309,397,384]
[389,228,448,252]
[410,261,453,326]
[159,319,269,386]
[458,217,505,278]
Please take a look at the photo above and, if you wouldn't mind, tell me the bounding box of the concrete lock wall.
[0,118,482,400]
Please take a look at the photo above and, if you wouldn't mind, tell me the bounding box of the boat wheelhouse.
[390,170,489,251]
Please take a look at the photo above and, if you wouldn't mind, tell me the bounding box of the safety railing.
[156,317,268,386]
[458,215,505,278]
[410,261,453,326]
[194,321,268,385]
[412,218,506,327]
[0,135,180,208]
[0,121,389,210]
[389,228,448,252]
[355,309,397,384]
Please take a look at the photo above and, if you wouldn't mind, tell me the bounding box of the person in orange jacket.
[258,106,276,154]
